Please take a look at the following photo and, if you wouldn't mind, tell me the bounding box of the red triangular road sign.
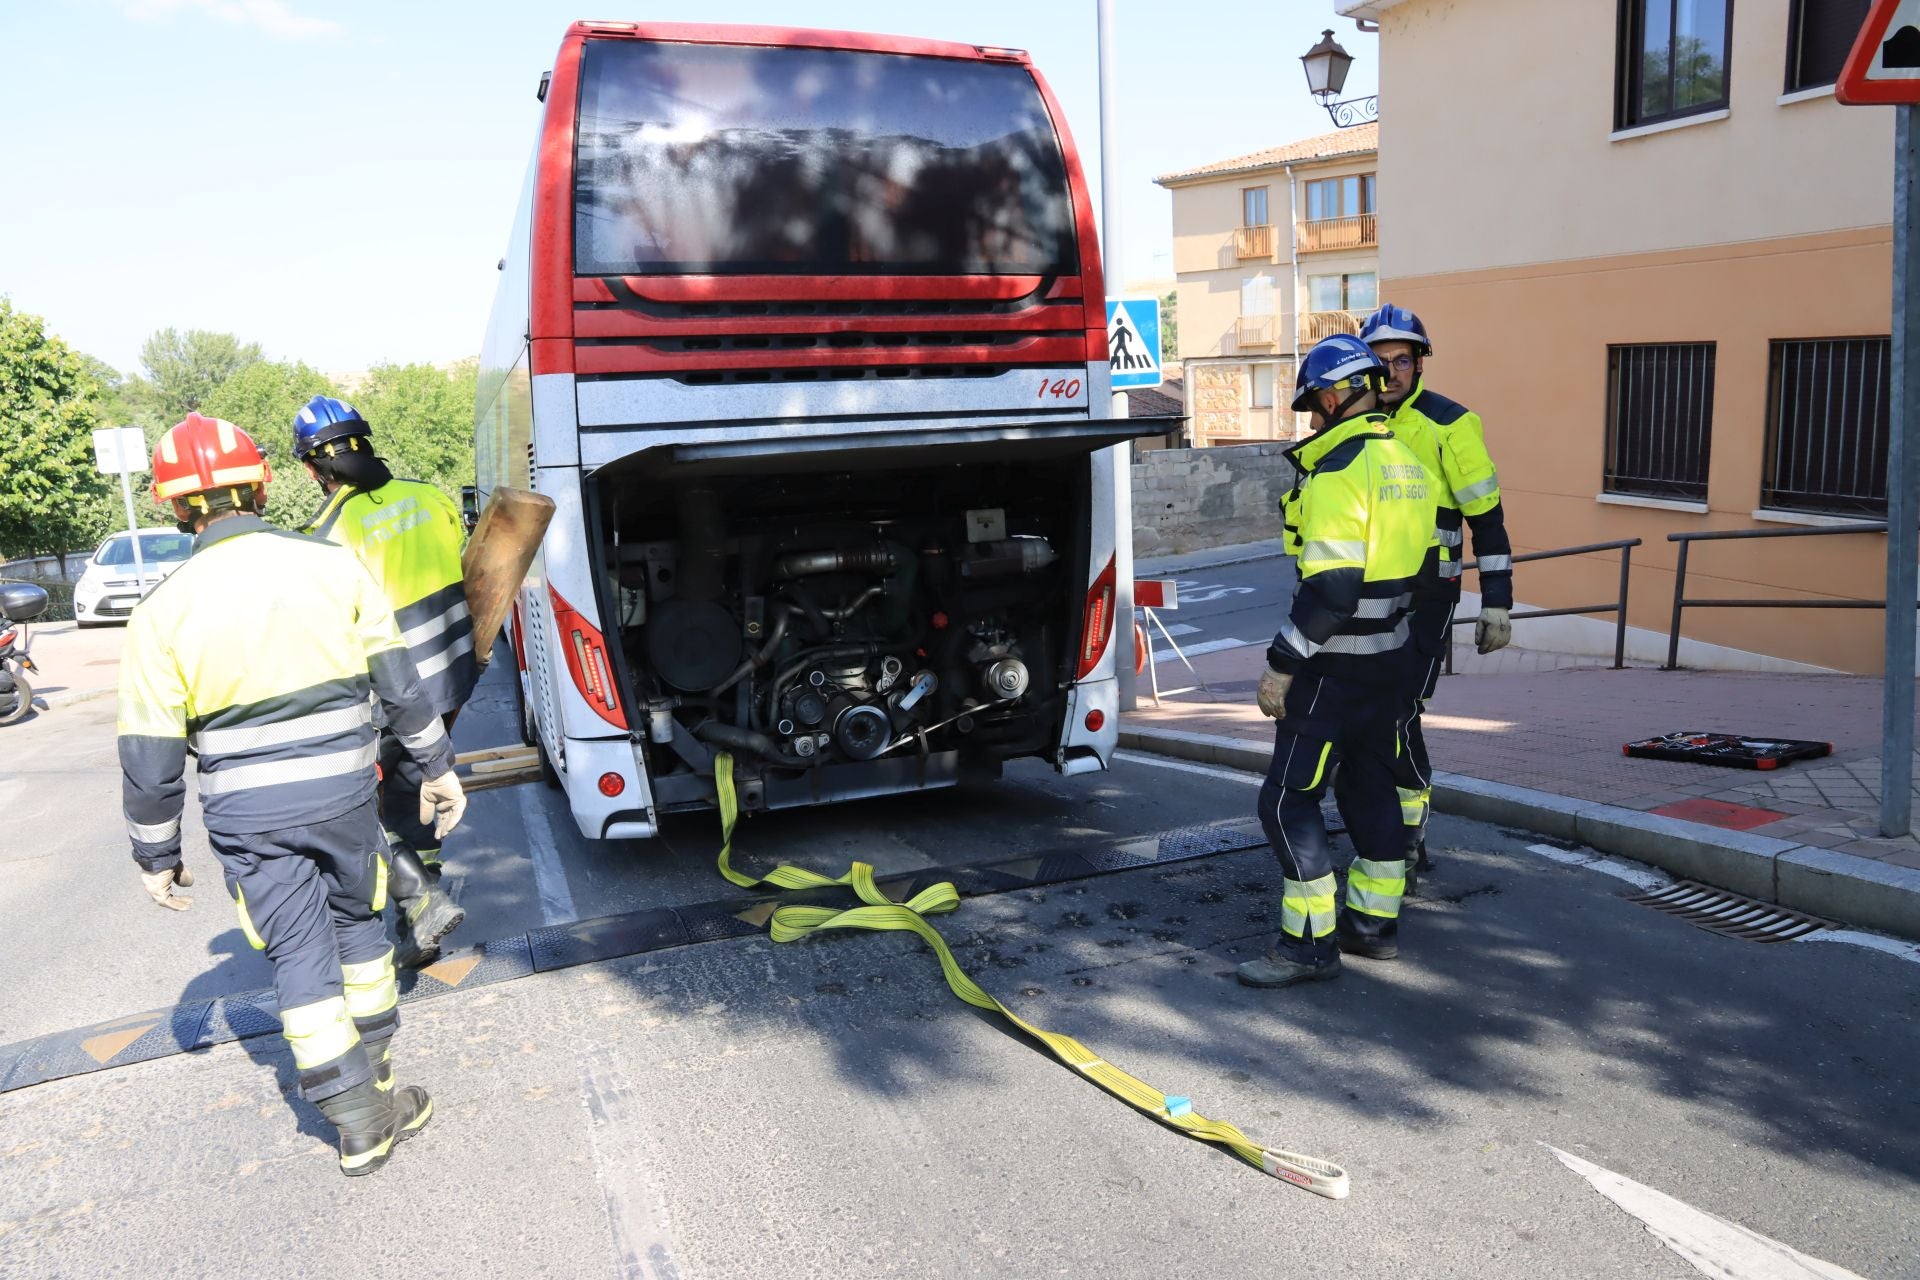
[1838,0,1920,104]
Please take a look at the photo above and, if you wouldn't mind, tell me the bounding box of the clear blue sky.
[0,0,1374,376]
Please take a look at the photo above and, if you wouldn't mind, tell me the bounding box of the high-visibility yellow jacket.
[116,515,456,871]
[1268,413,1438,686]
[1384,380,1513,609]
[305,478,476,717]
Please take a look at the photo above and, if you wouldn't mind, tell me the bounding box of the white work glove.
[1256,666,1293,720]
[139,864,193,912]
[1475,606,1513,655]
[418,771,468,841]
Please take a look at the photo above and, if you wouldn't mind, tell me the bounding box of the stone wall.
[1132,442,1293,558]
[1188,363,1245,445]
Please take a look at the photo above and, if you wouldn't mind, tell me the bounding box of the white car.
[72,529,194,626]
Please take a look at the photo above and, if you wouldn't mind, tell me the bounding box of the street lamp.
[1301,28,1377,129]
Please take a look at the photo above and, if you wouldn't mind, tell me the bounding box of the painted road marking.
[1523,843,1670,892]
[1115,750,1261,787]
[1545,1144,1867,1279]
[519,784,579,926]
[1796,928,1920,966]
[1153,636,1254,665]
[579,1047,684,1280]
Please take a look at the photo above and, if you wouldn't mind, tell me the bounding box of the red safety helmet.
[151,413,272,506]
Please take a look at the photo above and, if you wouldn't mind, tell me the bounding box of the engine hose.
[692,720,820,771]
[710,605,795,697]
[782,583,832,637]
[773,547,897,579]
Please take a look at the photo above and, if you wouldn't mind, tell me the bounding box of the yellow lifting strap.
[711,752,1350,1199]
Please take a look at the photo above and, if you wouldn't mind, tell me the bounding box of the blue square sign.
[1106,297,1162,390]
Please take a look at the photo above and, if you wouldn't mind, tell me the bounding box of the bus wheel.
[536,734,563,790]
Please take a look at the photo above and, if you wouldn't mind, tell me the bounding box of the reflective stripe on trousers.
[1345,858,1407,919]
[1280,873,1339,940]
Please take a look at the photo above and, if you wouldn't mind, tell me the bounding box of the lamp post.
[1301,28,1377,128]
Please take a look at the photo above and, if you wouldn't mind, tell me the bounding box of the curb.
[1118,724,1920,944]
[1135,541,1289,579]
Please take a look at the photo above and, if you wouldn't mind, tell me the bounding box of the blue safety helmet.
[1291,334,1389,412]
[1358,303,1433,357]
[292,395,371,461]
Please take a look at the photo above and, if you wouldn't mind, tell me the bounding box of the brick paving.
[1129,641,1920,867]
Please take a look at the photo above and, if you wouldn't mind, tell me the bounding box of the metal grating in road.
[1625,880,1831,942]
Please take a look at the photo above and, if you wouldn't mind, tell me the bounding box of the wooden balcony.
[1236,314,1276,349]
[1234,224,1275,260]
[1301,309,1368,343]
[1298,213,1378,253]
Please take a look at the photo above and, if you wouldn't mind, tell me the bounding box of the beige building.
[1339,0,1903,674]
[1156,125,1380,446]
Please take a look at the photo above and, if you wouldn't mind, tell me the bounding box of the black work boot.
[391,847,465,969]
[1237,946,1341,989]
[1336,920,1400,961]
[315,1078,399,1177]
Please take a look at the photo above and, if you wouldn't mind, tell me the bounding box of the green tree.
[201,360,341,528]
[1160,289,1178,364]
[353,360,478,499]
[140,328,264,422]
[0,300,114,562]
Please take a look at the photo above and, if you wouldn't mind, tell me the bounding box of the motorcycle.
[0,583,50,726]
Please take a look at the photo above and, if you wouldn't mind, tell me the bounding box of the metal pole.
[1099,0,1138,712]
[1666,540,1689,671]
[1882,104,1919,838]
[118,431,146,591]
[1615,544,1632,671]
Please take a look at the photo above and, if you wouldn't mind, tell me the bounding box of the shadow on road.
[174,929,332,1144]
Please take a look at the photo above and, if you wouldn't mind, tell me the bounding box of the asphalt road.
[2,653,1917,1277]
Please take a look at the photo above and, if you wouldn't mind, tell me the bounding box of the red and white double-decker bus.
[477,21,1160,841]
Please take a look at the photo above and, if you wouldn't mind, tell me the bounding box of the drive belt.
[711,752,1350,1199]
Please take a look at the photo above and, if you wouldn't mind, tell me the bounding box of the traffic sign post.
[1838,0,1920,836]
[92,426,150,596]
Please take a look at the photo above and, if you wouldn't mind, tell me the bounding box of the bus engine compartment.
[592,455,1095,811]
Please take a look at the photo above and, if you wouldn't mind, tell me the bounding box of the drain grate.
[1626,880,1831,942]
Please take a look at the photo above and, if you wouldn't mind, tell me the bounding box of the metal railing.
[1298,213,1378,253]
[1235,314,1275,348]
[1663,522,1910,670]
[1234,224,1274,260]
[1300,309,1368,343]
[1444,538,1642,674]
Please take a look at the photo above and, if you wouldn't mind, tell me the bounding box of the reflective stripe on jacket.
[1386,381,1514,610]
[1269,414,1439,686]
[305,478,476,716]
[116,515,455,871]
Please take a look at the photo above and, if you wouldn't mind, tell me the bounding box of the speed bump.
[0,818,1268,1096]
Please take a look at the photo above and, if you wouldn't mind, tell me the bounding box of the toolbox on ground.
[1622,732,1833,771]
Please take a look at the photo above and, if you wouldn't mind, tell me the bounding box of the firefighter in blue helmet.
[295,395,476,968]
[1239,336,1439,989]
[1360,304,1516,887]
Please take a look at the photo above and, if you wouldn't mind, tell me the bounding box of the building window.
[1308,272,1378,312]
[1243,186,1269,227]
[1303,174,1376,222]
[1786,0,1870,93]
[1617,0,1732,129]
[1240,273,1275,316]
[1763,338,1890,517]
[1604,343,1716,501]
[1250,363,1275,409]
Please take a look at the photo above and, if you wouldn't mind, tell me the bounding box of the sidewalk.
[17,621,126,706]
[1121,637,1920,938]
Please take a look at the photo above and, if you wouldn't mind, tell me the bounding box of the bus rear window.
[573,40,1078,277]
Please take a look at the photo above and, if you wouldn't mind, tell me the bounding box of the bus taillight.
[1077,555,1116,680]
[550,584,628,728]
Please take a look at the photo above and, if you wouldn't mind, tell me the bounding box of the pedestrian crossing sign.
[1107,297,1162,389]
